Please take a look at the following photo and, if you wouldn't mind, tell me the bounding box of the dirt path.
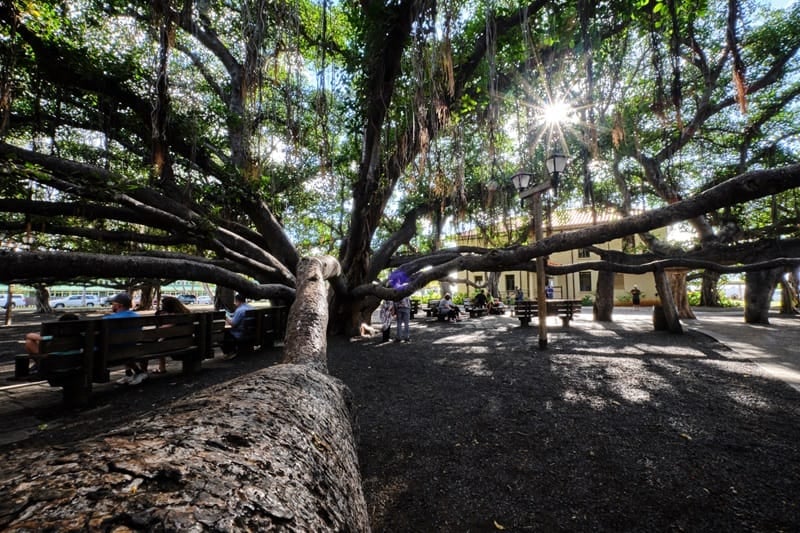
[328,311,800,532]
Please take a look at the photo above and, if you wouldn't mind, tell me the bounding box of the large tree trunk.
[666,268,695,319]
[593,270,615,321]
[34,283,52,313]
[137,284,156,311]
[0,256,371,531]
[744,267,783,324]
[653,269,683,333]
[780,268,798,314]
[700,271,721,307]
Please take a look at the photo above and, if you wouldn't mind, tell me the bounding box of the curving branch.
[351,164,800,297]
[0,250,294,301]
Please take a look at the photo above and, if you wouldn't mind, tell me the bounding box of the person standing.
[474,290,488,308]
[515,287,524,303]
[630,285,642,309]
[395,295,411,342]
[379,300,395,342]
[222,293,253,359]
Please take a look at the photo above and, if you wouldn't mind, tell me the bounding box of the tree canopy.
[1,0,799,331]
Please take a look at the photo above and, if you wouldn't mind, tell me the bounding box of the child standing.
[380,300,395,342]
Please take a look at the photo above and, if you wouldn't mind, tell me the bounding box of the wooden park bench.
[13,308,287,406]
[425,300,440,318]
[15,311,222,406]
[514,299,582,327]
[468,305,488,318]
[234,306,289,354]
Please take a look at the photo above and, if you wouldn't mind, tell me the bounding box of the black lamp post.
[510,152,569,349]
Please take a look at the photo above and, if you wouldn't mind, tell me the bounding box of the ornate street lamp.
[545,152,568,194]
[510,152,569,349]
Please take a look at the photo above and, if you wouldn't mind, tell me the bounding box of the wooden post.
[4,284,12,326]
[533,194,548,349]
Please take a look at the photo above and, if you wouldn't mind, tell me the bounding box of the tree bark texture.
[744,267,783,324]
[780,268,799,314]
[700,271,721,307]
[0,366,369,531]
[653,269,683,333]
[666,268,696,319]
[593,270,615,321]
[0,255,370,532]
[283,256,341,373]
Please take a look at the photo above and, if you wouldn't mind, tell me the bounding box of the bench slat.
[515,300,582,326]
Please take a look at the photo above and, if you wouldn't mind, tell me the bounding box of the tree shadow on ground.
[329,316,800,532]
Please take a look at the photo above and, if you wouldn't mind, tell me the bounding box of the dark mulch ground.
[2,311,799,532]
[327,313,800,532]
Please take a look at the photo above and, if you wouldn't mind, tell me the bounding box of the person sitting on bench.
[222,293,252,360]
[437,293,461,322]
[106,293,145,385]
[23,313,80,374]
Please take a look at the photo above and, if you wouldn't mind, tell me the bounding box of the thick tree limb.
[283,256,342,373]
[0,251,295,300]
[351,165,800,297]
[0,365,369,531]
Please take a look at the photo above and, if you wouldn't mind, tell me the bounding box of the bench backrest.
[40,319,96,355]
[240,306,289,347]
[98,314,203,362]
[515,300,582,314]
[38,312,221,371]
[207,310,227,353]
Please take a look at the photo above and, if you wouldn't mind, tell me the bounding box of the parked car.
[0,294,27,309]
[51,295,100,308]
[197,295,213,305]
[177,294,197,304]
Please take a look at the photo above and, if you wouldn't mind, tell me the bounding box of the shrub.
[687,291,701,306]
[581,295,594,306]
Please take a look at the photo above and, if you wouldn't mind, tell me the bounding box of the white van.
[0,294,27,308]
[51,295,100,308]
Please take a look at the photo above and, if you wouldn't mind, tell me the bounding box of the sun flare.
[541,101,574,126]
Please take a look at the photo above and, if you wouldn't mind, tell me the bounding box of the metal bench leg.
[15,355,30,378]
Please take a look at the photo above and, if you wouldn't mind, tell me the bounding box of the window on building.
[475,276,483,285]
[578,248,591,258]
[505,275,516,292]
[614,273,626,289]
[579,271,593,292]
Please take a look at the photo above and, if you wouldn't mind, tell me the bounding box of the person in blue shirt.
[106,292,140,319]
[222,293,252,359]
[105,293,144,385]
